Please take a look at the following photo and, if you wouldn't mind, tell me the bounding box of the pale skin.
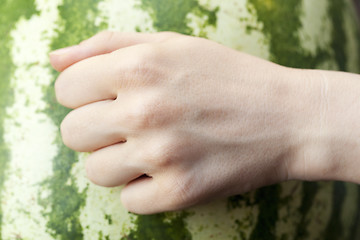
[49,31,360,214]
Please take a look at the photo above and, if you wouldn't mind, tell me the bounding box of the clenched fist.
[50,31,357,214]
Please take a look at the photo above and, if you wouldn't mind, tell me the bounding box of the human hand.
[50,31,308,214]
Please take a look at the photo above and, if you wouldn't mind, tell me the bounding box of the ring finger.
[86,140,150,187]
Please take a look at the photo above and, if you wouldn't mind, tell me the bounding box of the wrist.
[287,69,360,184]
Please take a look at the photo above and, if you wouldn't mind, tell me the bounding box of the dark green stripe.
[122,212,191,240]
[348,186,360,240]
[294,182,319,240]
[324,182,346,240]
[358,13,360,74]
[328,0,347,72]
[248,0,329,68]
[40,1,105,239]
[249,185,281,240]
[227,193,253,210]
[0,0,38,237]
[138,0,218,36]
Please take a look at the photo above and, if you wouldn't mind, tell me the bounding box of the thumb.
[49,31,176,72]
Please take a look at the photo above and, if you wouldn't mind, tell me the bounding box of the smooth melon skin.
[0,0,359,239]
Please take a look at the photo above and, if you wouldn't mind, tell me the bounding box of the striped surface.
[0,0,359,239]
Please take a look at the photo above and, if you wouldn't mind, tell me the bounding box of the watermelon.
[1,0,360,239]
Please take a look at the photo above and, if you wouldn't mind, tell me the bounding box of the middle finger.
[61,100,128,152]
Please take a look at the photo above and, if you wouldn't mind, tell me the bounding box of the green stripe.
[40,1,106,239]
[138,0,218,36]
[249,185,281,240]
[324,182,346,240]
[122,212,191,240]
[248,0,329,68]
[0,0,38,238]
[227,193,253,210]
[294,182,319,239]
[358,15,360,74]
[328,0,347,71]
[348,186,360,240]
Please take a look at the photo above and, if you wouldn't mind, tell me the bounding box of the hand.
[50,31,308,214]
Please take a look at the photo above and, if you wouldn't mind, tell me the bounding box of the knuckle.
[111,43,165,87]
[147,138,178,167]
[157,31,179,40]
[97,30,116,41]
[134,44,157,63]
[125,96,164,131]
[97,30,117,47]
[126,45,162,82]
[81,30,116,46]
[124,103,152,131]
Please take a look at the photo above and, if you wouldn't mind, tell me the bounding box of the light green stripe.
[0,0,38,238]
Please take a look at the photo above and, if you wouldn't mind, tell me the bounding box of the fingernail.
[49,45,79,56]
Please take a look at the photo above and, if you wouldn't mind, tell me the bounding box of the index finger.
[55,43,154,109]
[50,31,178,72]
